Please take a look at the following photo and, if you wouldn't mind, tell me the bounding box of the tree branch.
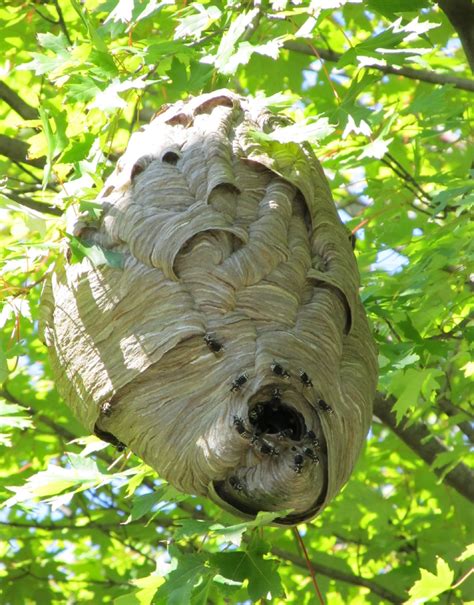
[52,0,72,45]
[272,547,404,604]
[373,394,474,504]
[0,519,157,531]
[438,0,474,73]
[0,134,45,168]
[1,190,62,216]
[283,41,474,92]
[437,398,474,444]
[0,83,38,120]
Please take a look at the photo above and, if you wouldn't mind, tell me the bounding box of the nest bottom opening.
[250,402,306,441]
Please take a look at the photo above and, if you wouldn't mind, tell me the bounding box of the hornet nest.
[40,90,378,525]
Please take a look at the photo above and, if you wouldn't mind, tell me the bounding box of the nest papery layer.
[41,90,378,524]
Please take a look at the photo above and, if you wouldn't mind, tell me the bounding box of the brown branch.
[52,0,72,45]
[437,398,474,444]
[438,0,474,73]
[283,41,474,92]
[12,162,44,185]
[374,394,474,504]
[384,153,432,203]
[0,83,38,120]
[0,519,161,531]
[10,567,127,588]
[0,134,45,168]
[1,190,63,216]
[428,313,473,341]
[272,547,404,604]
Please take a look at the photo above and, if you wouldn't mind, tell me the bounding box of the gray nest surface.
[41,90,378,525]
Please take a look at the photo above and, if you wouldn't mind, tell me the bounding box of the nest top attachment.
[41,89,378,524]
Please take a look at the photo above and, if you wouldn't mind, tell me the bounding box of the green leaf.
[0,399,33,429]
[190,573,214,605]
[60,133,96,163]
[115,573,163,605]
[2,453,118,508]
[405,557,454,604]
[70,0,109,52]
[174,518,215,539]
[210,540,283,601]
[457,544,474,563]
[367,0,431,19]
[174,4,221,40]
[155,550,209,605]
[392,352,420,370]
[124,490,166,524]
[0,399,33,446]
[212,10,259,74]
[38,106,54,187]
[37,31,69,53]
[389,368,443,424]
[211,510,292,546]
[212,38,283,75]
[338,17,438,68]
[146,40,194,63]
[359,136,393,160]
[90,76,150,111]
[106,0,135,24]
[267,116,335,145]
[68,237,125,269]
[17,53,65,76]
[0,350,8,383]
[125,484,188,523]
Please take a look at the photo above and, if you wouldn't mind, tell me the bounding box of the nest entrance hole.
[250,402,306,441]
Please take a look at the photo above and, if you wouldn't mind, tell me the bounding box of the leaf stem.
[293,526,325,605]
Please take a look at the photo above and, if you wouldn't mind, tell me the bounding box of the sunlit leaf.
[405,557,454,604]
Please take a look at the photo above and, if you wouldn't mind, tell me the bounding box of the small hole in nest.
[162,151,180,165]
[250,403,306,441]
[194,95,234,115]
[166,112,191,127]
[131,155,153,180]
[102,185,114,198]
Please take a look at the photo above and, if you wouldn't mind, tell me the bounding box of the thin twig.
[293,526,325,605]
[32,6,59,25]
[380,158,430,207]
[1,190,63,216]
[11,162,44,185]
[0,83,38,120]
[52,0,72,45]
[437,398,474,444]
[385,153,432,203]
[0,134,45,168]
[283,41,474,92]
[272,546,404,604]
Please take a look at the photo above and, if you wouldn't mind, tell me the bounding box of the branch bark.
[271,547,404,604]
[1,190,62,216]
[283,41,474,92]
[374,394,474,504]
[438,398,474,444]
[438,0,474,73]
[0,134,45,168]
[0,83,38,120]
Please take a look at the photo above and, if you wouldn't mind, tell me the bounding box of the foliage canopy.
[0,0,473,603]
